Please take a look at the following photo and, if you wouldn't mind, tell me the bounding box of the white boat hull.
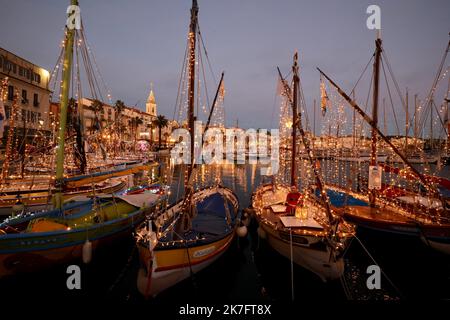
[260,223,344,281]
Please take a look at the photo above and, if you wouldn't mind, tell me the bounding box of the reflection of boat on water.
[135,0,240,298]
[251,53,354,282]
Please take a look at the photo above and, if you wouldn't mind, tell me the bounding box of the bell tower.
[146,82,157,116]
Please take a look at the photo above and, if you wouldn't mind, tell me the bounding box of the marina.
[0,0,449,312]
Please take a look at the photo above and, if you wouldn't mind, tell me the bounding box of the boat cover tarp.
[192,192,234,236]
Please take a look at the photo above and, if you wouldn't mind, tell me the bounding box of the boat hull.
[342,208,421,238]
[420,224,450,255]
[251,184,352,281]
[137,232,234,297]
[0,205,150,277]
[136,186,240,298]
[257,219,344,281]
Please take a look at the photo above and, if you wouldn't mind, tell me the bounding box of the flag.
[320,79,329,116]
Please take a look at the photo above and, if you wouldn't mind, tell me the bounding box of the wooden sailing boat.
[0,46,156,218]
[0,0,168,277]
[250,53,354,282]
[318,34,450,254]
[135,0,239,297]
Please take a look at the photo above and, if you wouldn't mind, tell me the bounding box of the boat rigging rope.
[350,54,374,96]
[353,234,404,299]
[107,241,137,294]
[198,26,217,84]
[381,57,401,135]
[172,38,189,122]
[289,227,295,301]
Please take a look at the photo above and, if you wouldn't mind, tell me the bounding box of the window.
[7,85,14,101]
[21,89,28,104]
[5,60,11,72]
[33,93,39,107]
[21,110,26,122]
[34,73,41,83]
[19,67,24,77]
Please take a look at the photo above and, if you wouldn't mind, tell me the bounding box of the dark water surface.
[1,163,450,304]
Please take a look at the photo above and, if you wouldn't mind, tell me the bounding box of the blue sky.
[1,0,448,133]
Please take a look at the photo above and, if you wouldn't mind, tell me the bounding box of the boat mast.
[369,35,382,207]
[278,58,334,225]
[405,88,409,152]
[54,0,77,209]
[352,91,356,149]
[291,52,299,187]
[187,0,198,181]
[414,94,418,146]
[318,68,439,197]
[313,99,316,147]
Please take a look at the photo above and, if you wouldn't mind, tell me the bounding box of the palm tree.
[153,115,169,150]
[114,100,125,128]
[113,100,125,153]
[91,99,103,133]
[130,116,143,152]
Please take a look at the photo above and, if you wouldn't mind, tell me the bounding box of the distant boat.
[0,161,155,217]
[389,153,439,164]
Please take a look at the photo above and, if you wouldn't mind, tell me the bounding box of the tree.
[113,100,125,153]
[153,115,169,150]
[114,100,125,129]
[91,99,103,133]
[130,116,143,152]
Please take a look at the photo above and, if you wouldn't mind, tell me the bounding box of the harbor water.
[1,162,449,303]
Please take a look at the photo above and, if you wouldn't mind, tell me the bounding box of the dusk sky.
[1,0,449,133]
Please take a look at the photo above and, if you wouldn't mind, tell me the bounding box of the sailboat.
[318,34,450,254]
[250,53,355,282]
[135,0,240,298]
[0,0,168,277]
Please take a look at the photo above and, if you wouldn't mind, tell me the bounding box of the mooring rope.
[108,242,137,294]
[354,234,404,299]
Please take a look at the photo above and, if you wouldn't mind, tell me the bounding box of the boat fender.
[237,225,248,238]
[257,226,266,239]
[82,239,92,264]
